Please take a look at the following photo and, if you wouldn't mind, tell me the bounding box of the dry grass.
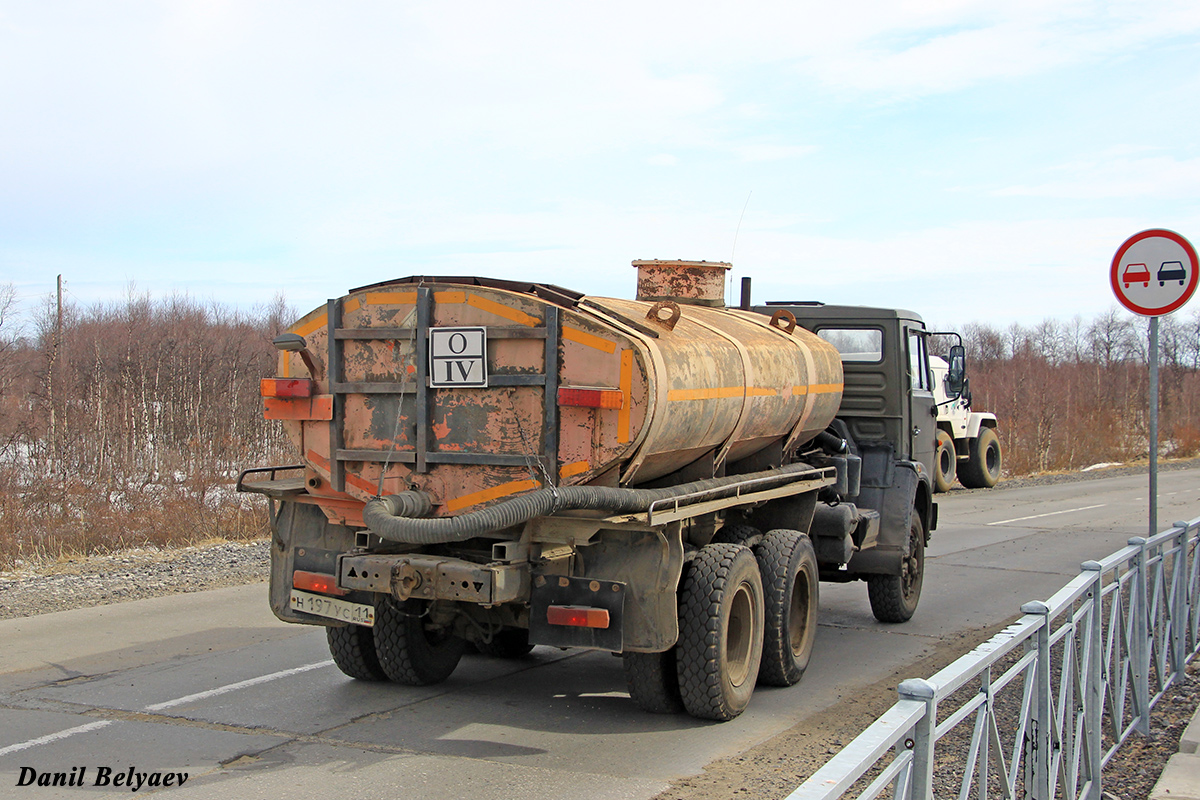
[0,469,270,569]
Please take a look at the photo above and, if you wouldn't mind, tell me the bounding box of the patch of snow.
[1082,462,1123,472]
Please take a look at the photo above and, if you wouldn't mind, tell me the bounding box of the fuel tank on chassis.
[267,268,843,526]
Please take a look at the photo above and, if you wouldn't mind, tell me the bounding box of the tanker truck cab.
[758,302,937,622]
[240,263,935,723]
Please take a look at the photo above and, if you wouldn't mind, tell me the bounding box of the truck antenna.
[731,191,752,262]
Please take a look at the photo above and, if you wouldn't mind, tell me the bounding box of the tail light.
[262,378,314,398]
[293,570,348,596]
[557,387,623,410]
[547,605,610,629]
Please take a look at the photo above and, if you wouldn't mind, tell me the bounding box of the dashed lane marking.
[0,660,335,756]
[0,720,113,757]
[986,504,1107,526]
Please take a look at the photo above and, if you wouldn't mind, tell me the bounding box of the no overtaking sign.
[1110,229,1198,317]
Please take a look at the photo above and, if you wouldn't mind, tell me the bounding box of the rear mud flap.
[529,576,626,651]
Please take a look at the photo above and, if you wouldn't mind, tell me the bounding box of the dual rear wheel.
[326,598,467,685]
[624,529,820,721]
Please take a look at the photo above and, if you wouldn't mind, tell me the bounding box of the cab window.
[908,330,930,392]
[817,327,883,363]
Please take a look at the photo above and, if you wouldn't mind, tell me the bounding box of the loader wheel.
[959,428,1002,489]
[624,648,685,714]
[676,543,764,721]
[326,623,388,681]
[373,598,466,685]
[753,531,819,687]
[867,514,925,624]
[711,523,761,547]
[934,430,956,493]
[476,627,534,659]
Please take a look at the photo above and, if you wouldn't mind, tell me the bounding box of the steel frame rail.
[788,514,1200,800]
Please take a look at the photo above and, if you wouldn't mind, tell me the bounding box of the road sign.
[1110,229,1198,317]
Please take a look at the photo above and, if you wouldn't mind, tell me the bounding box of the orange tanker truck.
[239,259,944,721]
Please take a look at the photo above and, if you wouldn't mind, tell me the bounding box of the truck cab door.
[906,327,936,476]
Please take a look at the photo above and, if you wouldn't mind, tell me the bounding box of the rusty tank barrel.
[264,262,843,526]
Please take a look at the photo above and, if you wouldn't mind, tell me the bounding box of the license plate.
[290,590,375,627]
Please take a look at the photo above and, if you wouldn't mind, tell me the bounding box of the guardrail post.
[897,678,937,800]
[1081,562,1104,800]
[1130,537,1151,736]
[1173,522,1190,681]
[1021,601,1053,800]
[1189,522,1200,659]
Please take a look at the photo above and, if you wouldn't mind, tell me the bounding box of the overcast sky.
[3,1,1199,327]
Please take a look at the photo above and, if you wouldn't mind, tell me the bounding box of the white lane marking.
[987,504,1107,526]
[0,659,336,755]
[145,659,335,711]
[0,720,113,757]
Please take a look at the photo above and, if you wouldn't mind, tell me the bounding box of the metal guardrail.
[788,514,1200,800]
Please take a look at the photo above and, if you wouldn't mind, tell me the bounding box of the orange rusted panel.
[264,395,333,421]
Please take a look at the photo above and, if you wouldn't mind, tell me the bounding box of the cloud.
[733,144,817,162]
[994,155,1200,199]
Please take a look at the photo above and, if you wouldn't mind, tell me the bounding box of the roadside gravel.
[0,539,269,620]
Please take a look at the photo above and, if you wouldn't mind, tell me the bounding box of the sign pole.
[1110,228,1197,538]
[1148,316,1158,537]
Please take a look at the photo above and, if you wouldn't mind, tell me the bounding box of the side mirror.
[946,345,966,397]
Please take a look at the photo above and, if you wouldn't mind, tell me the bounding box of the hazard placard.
[429,327,488,387]
[1111,229,1198,317]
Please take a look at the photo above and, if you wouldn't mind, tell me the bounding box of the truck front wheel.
[867,515,925,623]
[934,430,956,493]
[373,598,466,685]
[959,428,1002,489]
[676,543,765,721]
[754,531,819,687]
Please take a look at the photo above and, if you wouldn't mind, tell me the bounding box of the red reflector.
[293,570,347,596]
[557,387,623,410]
[547,605,610,629]
[262,378,314,398]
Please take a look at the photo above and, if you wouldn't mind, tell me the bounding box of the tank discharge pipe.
[362,463,819,545]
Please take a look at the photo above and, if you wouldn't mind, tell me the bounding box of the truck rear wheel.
[934,430,956,493]
[754,531,819,687]
[867,514,925,623]
[373,598,466,685]
[623,649,685,714]
[326,623,388,681]
[676,543,765,721]
[959,427,1002,489]
[711,523,761,546]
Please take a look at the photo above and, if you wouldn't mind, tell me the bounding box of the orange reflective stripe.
[293,314,328,338]
[560,460,590,479]
[364,291,418,305]
[619,350,633,443]
[792,383,842,396]
[667,386,779,401]
[563,326,616,353]
[443,478,541,513]
[466,294,538,327]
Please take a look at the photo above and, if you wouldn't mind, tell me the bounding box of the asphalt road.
[2,468,1198,799]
